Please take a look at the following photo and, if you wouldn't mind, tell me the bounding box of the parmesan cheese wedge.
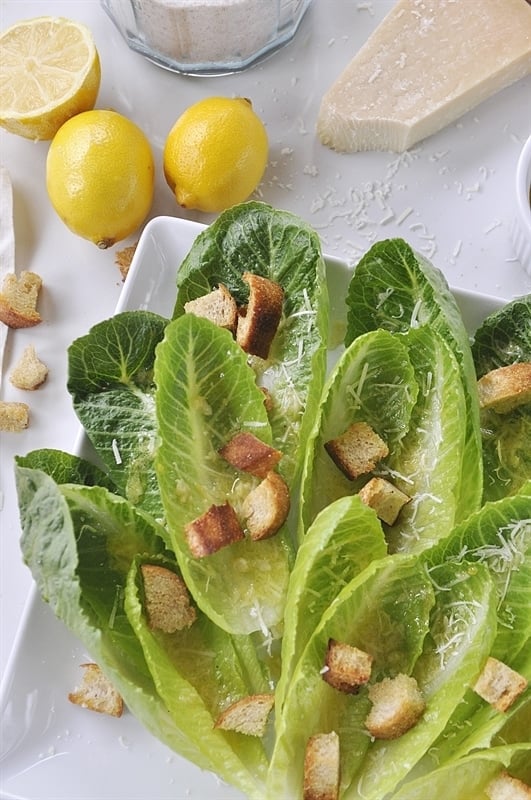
[317,0,531,153]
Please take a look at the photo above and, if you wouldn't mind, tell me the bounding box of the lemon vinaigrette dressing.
[101,0,313,74]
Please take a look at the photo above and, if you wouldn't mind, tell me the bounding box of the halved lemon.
[0,16,101,141]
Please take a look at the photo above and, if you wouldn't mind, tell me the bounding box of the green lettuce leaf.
[471,295,531,502]
[16,467,266,798]
[125,555,269,795]
[346,561,497,800]
[275,494,387,714]
[15,448,115,490]
[299,328,418,536]
[389,743,531,800]
[67,311,167,518]
[384,327,467,553]
[173,200,329,486]
[268,555,435,798]
[345,238,483,520]
[154,313,292,636]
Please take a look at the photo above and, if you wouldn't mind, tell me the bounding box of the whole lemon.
[163,96,268,213]
[46,110,154,248]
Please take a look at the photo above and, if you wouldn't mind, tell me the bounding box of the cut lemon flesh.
[0,16,100,140]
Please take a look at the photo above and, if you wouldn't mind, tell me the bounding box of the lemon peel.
[0,16,101,141]
[163,96,268,213]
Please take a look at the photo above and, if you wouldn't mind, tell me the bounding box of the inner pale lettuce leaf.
[299,328,418,536]
[275,495,387,714]
[172,201,329,486]
[409,485,531,773]
[384,327,467,553]
[67,311,167,518]
[344,561,497,800]
[16,467,267,799]
[345,238,483,520]
[268,555,435,798]
[471,295,531,502]
[125,555,270,794]
[389,743,531,800]
[154,313,292,636]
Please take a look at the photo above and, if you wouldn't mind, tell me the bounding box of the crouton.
[214,693,275,737]
[236,272,284,359]
[325,422,389,480]
[365,674,425,739]
[219,431,282,478]
[140,563,196,632]
[477,363,531,413]
[9,344,48,390]
[303,731,340,800]
[322,639,373,694]
[473,657,528,712]
[185,501,244,558]
[0,271,42,328]
[358,476,410,525]
[184,284,238,333]
[242,471,290,541]
[0,401,29,432]
[68,663,124,717]
[486,771,531,800]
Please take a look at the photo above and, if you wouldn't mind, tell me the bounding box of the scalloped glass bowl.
[100,0,313,75]
[511,134,531,277]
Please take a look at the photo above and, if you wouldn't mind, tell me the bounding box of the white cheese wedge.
[317,0,531,153]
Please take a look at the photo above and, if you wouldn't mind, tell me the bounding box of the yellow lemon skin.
[163,96,268,213]
[0,17,101,141]
[46,110,155,248]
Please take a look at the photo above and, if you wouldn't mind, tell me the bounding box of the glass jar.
[101,0,313,76]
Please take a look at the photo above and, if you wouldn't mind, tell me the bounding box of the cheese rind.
[317,0,531,153]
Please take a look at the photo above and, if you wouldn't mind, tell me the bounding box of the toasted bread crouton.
[68,663,124,717]
[365,674,425,739]
[303,731,340,800]
[325,422,389,480]
[9,345,48,390]
[214,693,275,736]
[0,271,42,328]
[260,386,273,413]
[140,564,196,632]
[0,401,29,432]
[242,471,290,541]
[477,363,531,413]
[184,284,238,333]
[358,476,410,525]
[322,639,373,694]
[219,431,282,478]
[486,771,531,800]
[185,501,244,558]
[473,657,528,712]
[236,272,284,360]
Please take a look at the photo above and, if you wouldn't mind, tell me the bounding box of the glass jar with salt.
[101,0,313,75]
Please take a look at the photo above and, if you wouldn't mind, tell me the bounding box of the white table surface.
[1,0,530,684]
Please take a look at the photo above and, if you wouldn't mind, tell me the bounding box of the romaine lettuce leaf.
[384,327,467,553]
[389,743,531,800]
[154,313,292,636]
[15,468,215,774]
[268,555,435,798]
[275,495,387,714]
[173,201,329,486]
[345,238,483,520]
[471,295,531,502]
[299,328,418,535]
[125,555,269,795]
[346,561,497,800]
[15,448,115,490]
[67,311,167,518]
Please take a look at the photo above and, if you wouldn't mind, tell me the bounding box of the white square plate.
[0,216,505,800]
